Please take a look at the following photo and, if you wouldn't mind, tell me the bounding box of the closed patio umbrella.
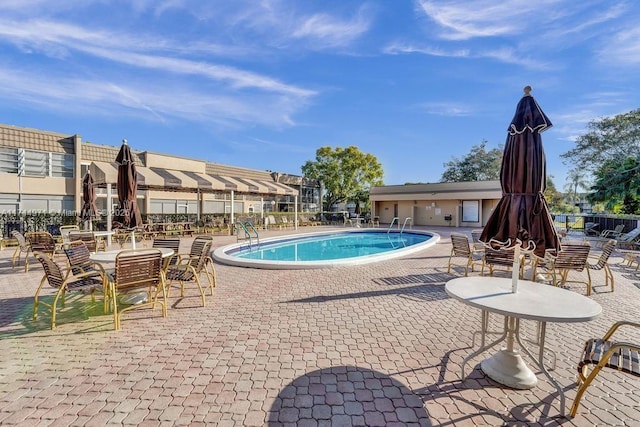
[115,139,142,229]
[80,170,98,230]
[480,86,560,259]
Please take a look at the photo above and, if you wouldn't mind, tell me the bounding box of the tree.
[588,156,640,214]
[544,175,567,212]
[440,140,503,182]
[301,146,384,212]
[561,108,640,172]
[563,169,589,207]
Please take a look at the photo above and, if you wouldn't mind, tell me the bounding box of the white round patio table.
[445,276,602,417]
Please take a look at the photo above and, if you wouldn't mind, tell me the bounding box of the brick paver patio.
[0,226,638,426]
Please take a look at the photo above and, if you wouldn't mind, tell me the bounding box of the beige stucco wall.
[2,175,75,196]
[145,153,206,173]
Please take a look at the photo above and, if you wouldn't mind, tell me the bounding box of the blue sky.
[1,1,639,189]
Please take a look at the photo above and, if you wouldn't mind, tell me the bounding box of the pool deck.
[0,225,639,426]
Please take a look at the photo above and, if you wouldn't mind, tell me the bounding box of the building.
[0,123,322,226]
[370,181,502,227]
[1,122,509,232]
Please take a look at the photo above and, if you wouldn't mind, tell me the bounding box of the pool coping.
[212,228,441,269]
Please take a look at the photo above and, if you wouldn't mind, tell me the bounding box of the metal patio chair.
[448,233,483,276]
[165,239,213,306]
[534,242,592,295]
[586,239,616,293]
[570,321,640,417]
[111,249,167,330]
[33,252,107,329]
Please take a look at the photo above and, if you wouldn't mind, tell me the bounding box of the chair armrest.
[602,321,640,341]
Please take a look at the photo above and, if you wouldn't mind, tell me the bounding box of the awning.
[89,161,167,188]
[90,161,298,196]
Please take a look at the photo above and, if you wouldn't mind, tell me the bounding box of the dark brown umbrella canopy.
[480,87,560,257]
[80,171,98,222]
[115,140,143,229]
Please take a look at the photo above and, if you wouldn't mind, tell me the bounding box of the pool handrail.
[235,221,260,248]
[401,217,413,234]
[387,217,399,234]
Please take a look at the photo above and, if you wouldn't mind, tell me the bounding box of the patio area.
[0,226,638,426]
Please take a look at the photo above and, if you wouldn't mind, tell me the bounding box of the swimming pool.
[212,229,440,269]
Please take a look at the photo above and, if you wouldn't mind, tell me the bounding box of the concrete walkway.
[0,226,638,426]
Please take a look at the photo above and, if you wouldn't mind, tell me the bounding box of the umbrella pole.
[512,244,520,293]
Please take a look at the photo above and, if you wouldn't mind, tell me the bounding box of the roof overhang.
[89,161,298,196]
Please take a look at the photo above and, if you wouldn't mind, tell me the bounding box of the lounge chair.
[583,222,600,236]
[607,226,640,249]
[600,224,624,239]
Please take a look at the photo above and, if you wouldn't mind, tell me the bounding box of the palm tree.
[564,169,590,209]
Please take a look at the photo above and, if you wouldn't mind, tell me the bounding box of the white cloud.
[597,25,640,66]
[418,102,473,116]
[0,63,307,129]
[290,7,371,48]
[415,0,561,41]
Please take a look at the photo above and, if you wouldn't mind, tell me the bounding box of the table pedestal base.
[481,349,537,389]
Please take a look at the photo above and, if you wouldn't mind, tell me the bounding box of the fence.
[553,214,639,234]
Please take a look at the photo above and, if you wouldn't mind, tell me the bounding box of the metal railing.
[401,217,413,234]
[387,217,399,234]
[235,221,260,248]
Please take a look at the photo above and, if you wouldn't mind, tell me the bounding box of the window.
[24,150,48,176]
[0,147,18,174]
[50,153,74,178]
[0,148,75,177]
[462,200,480,222]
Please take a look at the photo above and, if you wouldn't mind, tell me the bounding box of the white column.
[294,195,298,230]
[260,197,264,230]
[106,183,113,247]
[230,190,235,234]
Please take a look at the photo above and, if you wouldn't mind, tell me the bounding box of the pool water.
[213,229,440,269]
[233,231,429,261]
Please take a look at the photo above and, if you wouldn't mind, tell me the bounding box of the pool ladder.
[235,221,260,249]
[387,217,413,234]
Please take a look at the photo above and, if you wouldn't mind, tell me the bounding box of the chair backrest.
[11,230,30,251]
[35,252,65,289]
[484,245,516,267]
[194,236,214,257]
[152,238,180,266]
[470,230,483,244]
[553,242,591,271]
[60,225,80,243]
[68,232,97,252]
[26,232,56,255]
[115,249,162,292]
[612,224,624,234]
[152,238,180,252]
[592,239,617,269]
[189,239,213,273]
[63,241,93,275]
[450,233,472,257]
